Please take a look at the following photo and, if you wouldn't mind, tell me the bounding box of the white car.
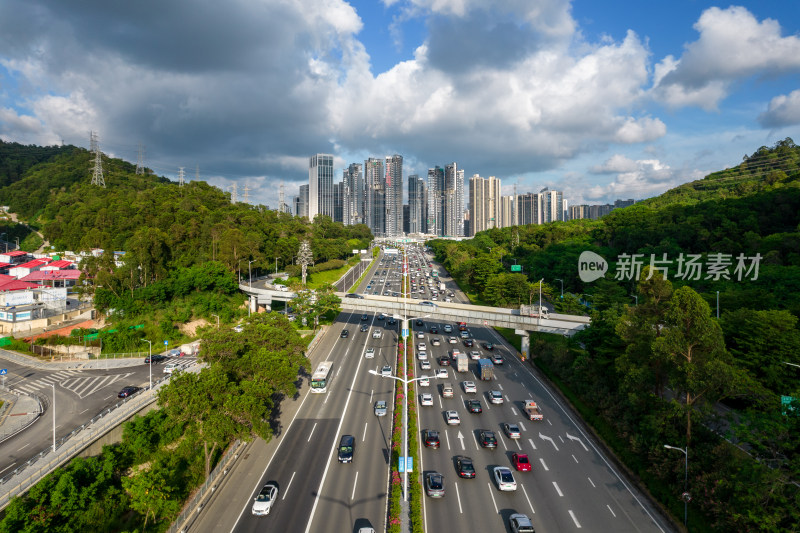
[448,336,458,344]
[252,482,279,515]
[417,331,425,339]
[164,362,182,374]
[418,342,427,351]
[417,350,428,360]
[431,338,441,346]
[489,390,504,404]
[419,376,430,387]
[463,381,477,393]
[435,369,448,379]
[443,325,453,333]
[365,347,375,359]
[470,350,481,360]
[381,365,392,376]
[420,393,434,406]
[420,360,431,370]
[372,329,382,339]
[493,467,517,491]
[445,410,461,425]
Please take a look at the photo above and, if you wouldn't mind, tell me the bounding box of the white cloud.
[652,6,800,110]
[591,154,639,174]
[758,90,800,128]
[576,158,684,203]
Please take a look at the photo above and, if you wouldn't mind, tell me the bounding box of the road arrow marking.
[566,432,588,451]
[539,432,559,451]
[457,431,465,450]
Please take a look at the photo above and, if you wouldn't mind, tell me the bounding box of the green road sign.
[511,265,522,272]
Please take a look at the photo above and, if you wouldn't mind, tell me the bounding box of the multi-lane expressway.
[191,246,674,533]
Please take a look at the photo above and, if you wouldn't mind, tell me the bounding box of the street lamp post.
[538,278,543,325]
[716,291,720,319]
[631,294,638,305]
[664,444,689,529]
[555,278,563,299]
[248,259,255,288]
[143,339,152,390]
[51,383,56,453]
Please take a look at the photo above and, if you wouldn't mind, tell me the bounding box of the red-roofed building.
[8,258,50,278]
[0,250,29,264]
[19,270,81,288]
[41,260,75,271]
[0,279,39,292]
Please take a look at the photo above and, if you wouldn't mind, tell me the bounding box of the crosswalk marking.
[14,371,136,399]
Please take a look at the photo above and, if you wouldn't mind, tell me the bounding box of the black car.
[387,318,397,325]
[360,314,369,321]
[423,429,441,448]
[463,339,474,347]
[118,386,141,398]
[479,430,497,449]
[416,318,424,326]
[467,399,482,413]
[340,329,349,338]
[483,342,495,351]
[429,326,439,334]
[345,293,364,299]
[360,323,369,332]
[456,456,476,478]
[438,356,451,366]
[144,354,167,364]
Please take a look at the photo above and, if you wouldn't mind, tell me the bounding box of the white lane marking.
[607,504,616,517]
[79,408,89,414]
[351,471,359,500]
[104,395,114,401]
[567,432,589,451]
[17,443,29,451]
[455,482,463,514]
[457,431,465,450]
[369,389,374,403]
[472,431,479,450]
[553,481,564,497]
[588,477,596,488]
[362,423,368,441]
[487,482,499,513]
[515,439,522,450]
[504,394,510,402]
[308,422,317,442]
[547,418,553,426]
[521,483,536,514]
[498,383,503,391]
[73,376,102,397]
[445,430,451,450]
[499,434,508,451]
[539,458,549,471]
[511,407,518,416]
[519,421,527,432]
[337,367,342,376]
[539,432,559,451]
[528,438,537,451]
[569,510,582,528]
[282,471,296,500]
[0,463,16,476]
[559,435,564,443]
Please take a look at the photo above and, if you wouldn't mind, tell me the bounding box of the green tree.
[122,468,178,530]
[653,286,741,445]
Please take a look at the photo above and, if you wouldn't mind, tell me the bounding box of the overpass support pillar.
[515,329,530,361]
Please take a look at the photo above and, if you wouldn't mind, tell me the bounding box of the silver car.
[374,400,388,416]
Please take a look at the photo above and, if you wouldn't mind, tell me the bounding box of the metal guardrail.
[0,366,192,510]
[166,439,247,533]
[0,390,44,444]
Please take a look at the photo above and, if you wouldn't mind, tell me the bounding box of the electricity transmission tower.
[243,183,251,204]
[178,167,185,186]
[279,182,286,213]
[298,240,312,287]
[230,183,238,203]
[135,143,145,174]
[89,131,105,187]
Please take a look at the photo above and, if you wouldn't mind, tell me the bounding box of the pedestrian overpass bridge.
[240,284,591,356]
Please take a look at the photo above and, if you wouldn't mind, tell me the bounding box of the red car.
[512,452,532,472]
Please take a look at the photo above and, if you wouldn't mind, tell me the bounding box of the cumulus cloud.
[758,90,800,128]
[580,158,684,203]
[652,6,800,110]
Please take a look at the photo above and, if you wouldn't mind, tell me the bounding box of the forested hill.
[0,144,372,275]
[0,139,79,188]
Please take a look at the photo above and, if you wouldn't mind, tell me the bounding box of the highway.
[403,246,671,533]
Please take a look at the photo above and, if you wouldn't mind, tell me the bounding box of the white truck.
[456,352,469,372]
[438,281,446,292]
[180,342,201,356]
[520,305,549,319]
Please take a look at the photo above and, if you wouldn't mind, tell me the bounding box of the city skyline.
[0,1,797,208]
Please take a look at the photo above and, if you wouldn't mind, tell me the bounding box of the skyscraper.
[343,163,363,225]
[297,184,309,218]
[427,166,443,236]
[365,157,385,237]
[385,155,403,237]
[408,174,425,234]
[333,181,344,223]
[308,154,334,221]
[468,174,502,236]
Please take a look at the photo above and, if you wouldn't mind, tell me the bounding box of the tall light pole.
[248,259,255,288]
[631,294,638,305]
[275,256,278,275]
[716,290,720,318]
[538,278,544,326]
[554,278,563,299]
[143,339,152,390]
[664,444,689,529]
[51,383,56,453]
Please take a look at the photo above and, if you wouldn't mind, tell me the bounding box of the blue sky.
[0,0,798,207]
